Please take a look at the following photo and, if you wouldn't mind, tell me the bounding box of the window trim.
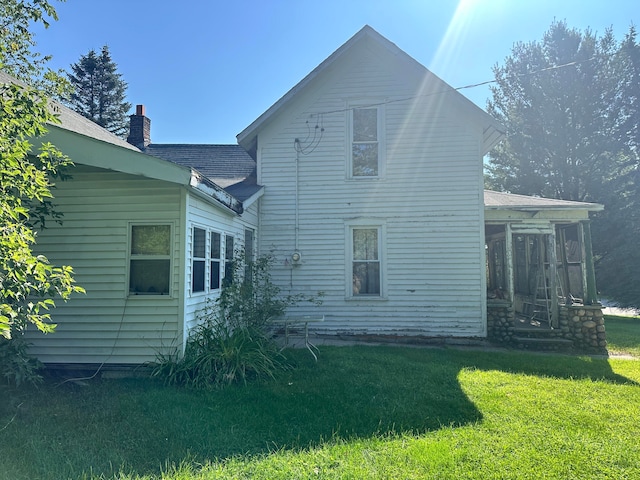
[190,224,234,296]
[345,222,386,300]
[347,101,386,179]
[128,222,173,297]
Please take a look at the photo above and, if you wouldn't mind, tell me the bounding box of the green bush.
[152,254,320,388]
[0,335,42,386]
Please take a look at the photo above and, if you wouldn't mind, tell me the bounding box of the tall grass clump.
[152,254,320,388]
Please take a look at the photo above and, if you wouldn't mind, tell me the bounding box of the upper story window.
[129,224,171,296]
[350,104,385,178]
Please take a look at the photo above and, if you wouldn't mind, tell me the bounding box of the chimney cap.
[136,104,145,116]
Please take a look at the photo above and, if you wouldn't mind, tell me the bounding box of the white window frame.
[128,223,173,297]
[189,224,234,295]
[347,101,386,179]
[345,222,386,299]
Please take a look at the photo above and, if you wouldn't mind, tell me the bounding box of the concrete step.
[513,336,574,352]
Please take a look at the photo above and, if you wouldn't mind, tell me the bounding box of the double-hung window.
[350,226,383,297]
[350,104,384,178]
[191,226,231,294]
[210,232,222,290]
[192,227,206,293]
[129,224,171,295]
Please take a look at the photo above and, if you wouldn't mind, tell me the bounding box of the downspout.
[581,220,598,305]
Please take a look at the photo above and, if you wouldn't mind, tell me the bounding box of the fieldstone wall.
[558,305,607,352]
[487,301,515,343]
[487,302,606,353]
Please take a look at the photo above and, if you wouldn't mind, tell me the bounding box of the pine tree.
[67,45,132,137]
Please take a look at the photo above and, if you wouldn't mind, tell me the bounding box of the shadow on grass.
[0,345,637,479]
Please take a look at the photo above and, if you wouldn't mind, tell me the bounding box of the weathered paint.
[253,32,491,337]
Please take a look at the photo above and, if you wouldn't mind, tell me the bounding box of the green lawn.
[2,331,640,479]
[604,314,640,357]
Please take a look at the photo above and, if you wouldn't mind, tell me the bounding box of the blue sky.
[34,0,638,144]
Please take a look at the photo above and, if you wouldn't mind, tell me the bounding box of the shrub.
[151,254,321,388]
[0,335,43,386]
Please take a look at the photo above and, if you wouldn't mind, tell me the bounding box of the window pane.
[225,236,234,261]
[192,260,205,292]
[211,232,221,259]
[210,260,221,290]
[353,229,378,260]
[353,108,377,142]
[353,262,380,295]
[130,259,170,294]
[131,225,170,255]
[352,143,378,176]
[193,228,206,258]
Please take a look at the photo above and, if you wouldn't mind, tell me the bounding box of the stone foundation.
[558,305,607,352]
[487,301,515,344]
[487,301,606,353]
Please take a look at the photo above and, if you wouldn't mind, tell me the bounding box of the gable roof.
[1,71,244,214]
[0,71,140,152]
[484,190,603,212]
[237,25,505,158]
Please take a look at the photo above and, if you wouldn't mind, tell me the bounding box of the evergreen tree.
[67,46,131,137]
[486,21,640,307]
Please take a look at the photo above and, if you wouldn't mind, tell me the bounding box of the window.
[351,227,381,296]
[210,232,222,290]
[223,235,235,286]
[351,106,383,177]
[129,224,171,295]
[244,228,255,280]
[192,227,206,293]
[191,226,233,294]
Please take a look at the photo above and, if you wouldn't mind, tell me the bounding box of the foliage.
[0,0,70,99]
[0,1,84,344]
[486,20,640,306]
[0,336,42,386]
[152,254,320,388]
[67,45,132,137]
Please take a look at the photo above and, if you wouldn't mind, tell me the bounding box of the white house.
[10,92,261,365]
[9,25,606,365]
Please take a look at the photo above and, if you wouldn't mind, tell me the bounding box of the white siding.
[256,38,487,336]
[25,166,184,364]
[183,197,259,334]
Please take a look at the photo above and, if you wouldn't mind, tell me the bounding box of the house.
[235,25,604,350]
[4,82,261,364]
[10,25,605,365]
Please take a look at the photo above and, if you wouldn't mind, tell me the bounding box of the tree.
[485,20,640,307]
[1,0,84,385]
[0,0,70,100]
[67,45,131,137]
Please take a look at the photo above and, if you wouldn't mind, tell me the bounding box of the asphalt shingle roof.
[143,144,255,185]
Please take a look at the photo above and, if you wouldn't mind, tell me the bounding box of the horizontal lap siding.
[258,41,486,336]
[25,166,183,364]
[184,199,259,333]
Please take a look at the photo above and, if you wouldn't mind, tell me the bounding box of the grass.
[1,326,640,479]
[604,313,640,357]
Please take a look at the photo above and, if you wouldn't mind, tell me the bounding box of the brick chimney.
[127,104,151,149]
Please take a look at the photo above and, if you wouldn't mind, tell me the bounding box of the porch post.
[581,220,598,305]
[548,227,559,327]
[505,223,514,302]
